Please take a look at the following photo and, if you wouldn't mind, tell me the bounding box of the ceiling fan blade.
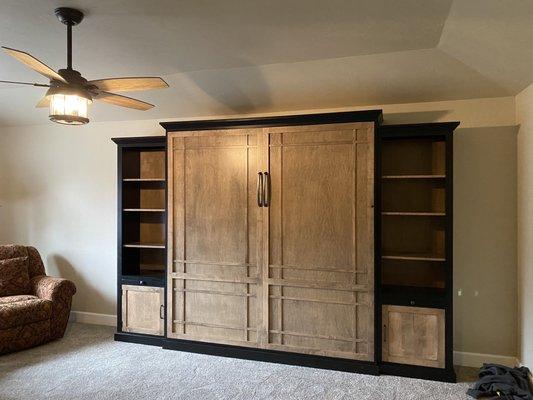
[0,79,50,87]
[88,77,168,92]
[36,96,50,108]
[2,46,67,83]
[95,91,154,111]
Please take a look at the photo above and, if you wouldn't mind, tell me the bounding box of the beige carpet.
[0,323,475,400]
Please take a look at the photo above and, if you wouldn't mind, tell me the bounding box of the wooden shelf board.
[382,212,445,216]
[123,208,166,212]
[382,175,445,179]
[123,243,166,249]
[382,253,445,262]
[123,178,165,182]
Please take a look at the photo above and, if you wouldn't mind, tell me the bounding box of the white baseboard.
[454,351,519,368]
[70,311,116,327]
[68,313,520,368]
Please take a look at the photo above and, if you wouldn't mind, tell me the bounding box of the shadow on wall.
[49,254,114,315]
[382,110,453,125]
[183,56,273,114]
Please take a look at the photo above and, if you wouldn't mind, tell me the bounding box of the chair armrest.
[30,275,76,339]
[31,275,76,301]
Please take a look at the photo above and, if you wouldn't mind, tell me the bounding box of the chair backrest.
[0,245,46,278]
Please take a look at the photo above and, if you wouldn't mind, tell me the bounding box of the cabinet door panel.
[264,123,374,361]
[382,305,445,368]
[122,285,164,336]
[167,130,262,348]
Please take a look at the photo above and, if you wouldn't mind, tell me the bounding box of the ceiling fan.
[0,7,168,125]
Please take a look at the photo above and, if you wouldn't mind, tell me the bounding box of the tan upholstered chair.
[0,245,76,354]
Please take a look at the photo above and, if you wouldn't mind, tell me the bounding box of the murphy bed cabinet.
[112,112,458,382]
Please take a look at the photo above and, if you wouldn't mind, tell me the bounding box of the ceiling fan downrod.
[54,7,84,70]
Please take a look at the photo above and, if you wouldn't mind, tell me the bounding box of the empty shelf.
[382,253,445,262]
[382,212,445,216]
[123,208,165,212]
[123,242,165,249]
[382,175,445,179]
[123,178,165,182]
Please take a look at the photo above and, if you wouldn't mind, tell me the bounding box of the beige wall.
[0,96,518,358]
[517,83,533,366]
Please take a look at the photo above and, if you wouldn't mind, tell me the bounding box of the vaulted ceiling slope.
[0,0,531,126]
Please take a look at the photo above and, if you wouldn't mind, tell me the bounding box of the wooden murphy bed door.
[263,123,374,361]
[166,129,263,348]
[166,122,374,361]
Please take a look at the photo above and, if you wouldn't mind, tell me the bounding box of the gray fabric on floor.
[0,323,472,400]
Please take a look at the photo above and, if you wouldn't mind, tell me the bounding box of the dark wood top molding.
[111,136,166,146]
[160,110,383,132]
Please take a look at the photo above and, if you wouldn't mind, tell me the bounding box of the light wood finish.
[167,129,262,348]
[121,285,164,336]
[167,122,374,360]
[89,77,168,92]
[382,179,445,214]
[263,123,374,361]
[95,91,154,110]
[382,305,445,368]
[140,151,165,179]
[2,46,67,83]
[382,260,445,288]
[382,139,445,176]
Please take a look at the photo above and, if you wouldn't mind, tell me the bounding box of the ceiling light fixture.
[0,7,168,125]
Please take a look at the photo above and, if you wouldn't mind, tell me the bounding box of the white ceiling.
[0,0,531,126]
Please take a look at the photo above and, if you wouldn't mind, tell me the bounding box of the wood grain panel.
[167,129,262,347]
[264,123,374,361]
[167,122,374,359]
[382,305,445,368]
[121,285,164,336]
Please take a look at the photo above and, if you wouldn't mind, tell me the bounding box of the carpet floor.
[0,323,476,400]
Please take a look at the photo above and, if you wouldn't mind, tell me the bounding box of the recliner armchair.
[0,245,76,354]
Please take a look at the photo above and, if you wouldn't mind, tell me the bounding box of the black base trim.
[379,362,456,383]
[162,338,379,375]
[114,332,163,347]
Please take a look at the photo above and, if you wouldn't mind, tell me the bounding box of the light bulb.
[49,93,90,125]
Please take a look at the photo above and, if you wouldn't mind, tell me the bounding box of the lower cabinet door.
[382,305,445,368]
[122,285,164,336]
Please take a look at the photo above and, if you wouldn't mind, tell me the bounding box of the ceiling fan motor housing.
[54,8,84,26]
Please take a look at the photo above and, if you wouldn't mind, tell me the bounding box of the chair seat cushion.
[0,295,52,329]
[0,257,30,296]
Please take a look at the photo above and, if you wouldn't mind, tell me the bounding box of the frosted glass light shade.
[49,94,90,125]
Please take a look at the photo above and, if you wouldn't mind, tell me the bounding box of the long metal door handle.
[263,172,270,207]
[257,172,263,207]
[160,304,165,320]
[383,324,387,342]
